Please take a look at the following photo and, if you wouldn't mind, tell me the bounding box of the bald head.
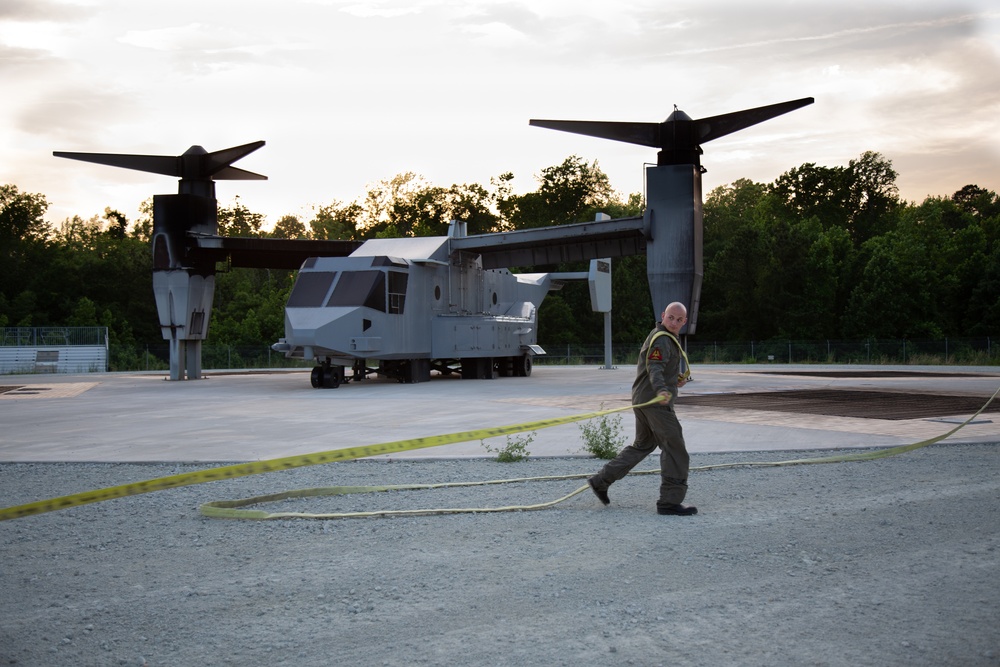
[661,302,688,334]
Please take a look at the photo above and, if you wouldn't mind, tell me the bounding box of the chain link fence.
[106,344,315,373]
[96,337,998,373]
[1,327,109,374]
[6,332,995,373]
[1,327,107,347]
[536,338,998,366]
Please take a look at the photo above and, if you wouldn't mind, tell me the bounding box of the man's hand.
[658,391,671,403]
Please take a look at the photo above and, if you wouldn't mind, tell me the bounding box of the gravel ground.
[1,444,998,667]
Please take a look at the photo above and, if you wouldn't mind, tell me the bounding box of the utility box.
[588,258,612,312]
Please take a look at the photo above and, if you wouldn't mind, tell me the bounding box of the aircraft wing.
[451,215,646,269]
[190,236,364,269]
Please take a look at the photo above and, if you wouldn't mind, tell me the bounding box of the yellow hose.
[199,384,1000,520]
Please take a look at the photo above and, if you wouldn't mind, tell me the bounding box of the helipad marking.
[0,383,98,399]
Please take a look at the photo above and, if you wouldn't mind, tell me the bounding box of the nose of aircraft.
[284,306,367,357]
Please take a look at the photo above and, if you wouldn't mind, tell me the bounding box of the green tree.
[701,180,774,338]
[610,255,655,344]
[703,178,768,259]
[769,162,847,230]
[104,208,128,240]
[846,231,941,338]
[803,225,855,337]
[952,184,1000,220]
[441,182,501,236]
[356,172,424,239]
[1,185,52,323]
[308,200,362,240]
[0,184,50,245]
[700,153,904,340]
[536,295,580,346]
[271,214,307,239]
[896,188,1000,336]
[503,156,614,229]
[218,197,266,237]
[521,159,643,348]
[210,268,293,347]
[843,151,900,244]
[767,152,899,245]
[492,172,516,231]
[392,184,450,237]
[45,212,158,341]
[390,182,501,237]
[68,296,99,326]
[132,198,154,242]
[699,220,768,339]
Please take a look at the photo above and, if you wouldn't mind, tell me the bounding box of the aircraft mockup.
[54,97,813,386]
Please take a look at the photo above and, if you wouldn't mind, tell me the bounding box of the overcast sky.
[2,0,998,228]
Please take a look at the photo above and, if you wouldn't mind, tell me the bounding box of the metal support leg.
[604,311,613,369]
[169,338,184,381]
[186,339,202,380]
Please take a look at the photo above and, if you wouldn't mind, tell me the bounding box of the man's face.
[661,306,687,334]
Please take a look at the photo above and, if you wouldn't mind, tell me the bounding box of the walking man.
[588,302,696,515]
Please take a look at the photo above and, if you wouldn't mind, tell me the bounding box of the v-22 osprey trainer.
[54,97,814,387]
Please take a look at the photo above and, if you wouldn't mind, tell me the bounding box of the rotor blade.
[213,166,268,181]
[53,151,181,177]
[202,141,266,177]
[694,97,814,144]
[529,120,662,148]
[54,140,267,181]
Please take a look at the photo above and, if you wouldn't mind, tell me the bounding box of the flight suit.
[591,323,690,509]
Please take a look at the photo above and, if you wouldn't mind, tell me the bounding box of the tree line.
[1,151,998,366]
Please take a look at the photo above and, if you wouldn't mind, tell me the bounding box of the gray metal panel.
[0,347,107,374]
[451,216,645,269]
[644,165,703,333]
[349,237,451,262]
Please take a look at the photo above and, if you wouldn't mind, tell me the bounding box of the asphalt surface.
[1,363,998,462]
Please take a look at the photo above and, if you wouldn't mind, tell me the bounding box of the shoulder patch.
[648,348,663,361]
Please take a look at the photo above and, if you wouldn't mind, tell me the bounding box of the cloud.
[114,20,321,77]
[894,140,1000,201]
[0,42,60,74]
[117,22,270,54]
[0,0,94,22]
[613,4,985,66]
[14,86,141,143]
[1,0,997,226]
[450,3,647,61]
[339,3,422,18]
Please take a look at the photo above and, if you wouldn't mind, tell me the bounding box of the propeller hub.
[664,109,692,123]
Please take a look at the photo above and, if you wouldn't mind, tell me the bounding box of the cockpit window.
[287,271,336,307]
[327,270,386,312]
[388,271,408,314]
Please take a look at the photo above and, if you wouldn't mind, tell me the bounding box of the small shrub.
[482,432,534,462]
[579,409,627,459]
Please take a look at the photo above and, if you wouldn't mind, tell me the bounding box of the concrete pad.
[1,364,998,462]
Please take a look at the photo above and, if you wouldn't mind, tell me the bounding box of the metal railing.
[99,337,998,373]
[1,327,110,375]
[534,337,998,367]
[1,327,108,347]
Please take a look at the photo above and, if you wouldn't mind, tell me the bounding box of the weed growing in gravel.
[482,432,534,462]
[578,409,627,459]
